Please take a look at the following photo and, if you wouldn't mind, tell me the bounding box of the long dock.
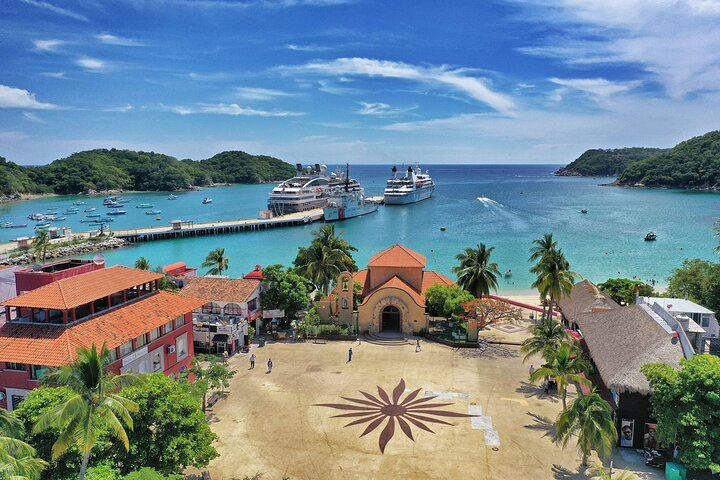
[114,208,324,243]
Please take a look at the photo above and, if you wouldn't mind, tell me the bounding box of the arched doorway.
[381,305,401,332]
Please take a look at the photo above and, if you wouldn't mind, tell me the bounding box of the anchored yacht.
[383,164,435,205]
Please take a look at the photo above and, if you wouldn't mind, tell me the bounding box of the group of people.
[248,353,273,373]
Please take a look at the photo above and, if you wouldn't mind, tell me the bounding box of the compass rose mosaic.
[315,379,476,453]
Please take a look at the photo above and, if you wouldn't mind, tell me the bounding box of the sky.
[2,0,720,165]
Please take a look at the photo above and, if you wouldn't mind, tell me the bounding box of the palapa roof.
[575,304,684,395]
[2,266,163,310]
[180,276,261,303]
[558,279,619,321]
[0,291,205,366]
[367,244,426,268]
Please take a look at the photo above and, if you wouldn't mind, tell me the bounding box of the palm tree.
[556,389,617,467]
[295,242,346,295]
[134,256,151,270]
[202,248,229,276]
[1,408,47,480]
[530,343,591,410]
[313,224,356,269]
[33,344,139,480]
[520,316,570,363]
[529,233,558,317]
[531,248,578,323]
[452,243,501,298]
[714,218,719,255]
[32,230,50,264]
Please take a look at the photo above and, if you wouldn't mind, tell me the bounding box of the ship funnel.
[408,166,413,174]
[295,163,302,173]
[314,163,321,173]
[391,165,397,179]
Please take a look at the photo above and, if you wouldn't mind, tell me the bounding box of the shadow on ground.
[525,411,556,440]
[516,381,560,403]
[456,344,519,360]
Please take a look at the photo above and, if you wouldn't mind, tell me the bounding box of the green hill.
[0,149,296,196]
[555,148,667,177]
[617,131,720,189]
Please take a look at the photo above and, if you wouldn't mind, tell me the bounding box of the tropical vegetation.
[642,354,720,472]
[133,257,150,271]
[556,147,666,177]
[459,298,522,330]
[32,230,51,264]
[201,248,229,276]
[185,355,236,412]
[520,316,570,363]
[452,243,501,297]
[555,389,617,466]
[596,278,655,305]
[260,264,311,318]
[425,284,474,319]
[0,150,295,196]
[1,407,47,480]
[294,225,357,294]
[529,343,591,410]
[529,235,579,323]
[665,258,720,314]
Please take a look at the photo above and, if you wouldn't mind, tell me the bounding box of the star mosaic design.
[315,379,475,453]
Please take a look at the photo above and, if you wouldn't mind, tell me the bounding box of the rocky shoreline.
[1,237,129,266]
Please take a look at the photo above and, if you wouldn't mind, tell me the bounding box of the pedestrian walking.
[347,347,353,363]
[250,353,255,369]
[529,364,535,376]
[415,339,421,352]
[267,358,273,373]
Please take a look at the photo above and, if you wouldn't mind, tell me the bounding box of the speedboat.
[504,269,513,278]
[383,164,435,205]
[136,203,153,208]
[107,210,127,215]
[35,223,51,229]
[580,209,588,214]
[168,194,178,200]
[84,207,96,212]
[1,222,27,228]
[146,210,162,215]
[107,203,124,208]
[644,232,657,241]
[73,200,85,205]
[202,197,213,204]
[86,213,101,218]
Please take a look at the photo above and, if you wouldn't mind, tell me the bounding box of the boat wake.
[477,196,503,208]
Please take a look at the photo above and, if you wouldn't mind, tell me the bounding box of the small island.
[0,149,296,200]
[557,130,720,190]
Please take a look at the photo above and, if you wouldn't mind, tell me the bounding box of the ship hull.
[383,185,435,205]
[323,202,378,221]
[267,198,328,215]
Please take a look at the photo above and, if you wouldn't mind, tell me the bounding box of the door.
[381,305,401,332]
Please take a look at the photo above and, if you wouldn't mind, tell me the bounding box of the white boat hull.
[384,185,434,205]
[324,202,378,221]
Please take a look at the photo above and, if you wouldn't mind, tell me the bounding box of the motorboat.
[53,216,66,222]
[1,222,27,228]
[168,194,178,200]
[84,207,96,212]
[107,210,127,215]
[146,210,162,215]
[107,203,124,208]
[383,164,435,205]
[136,203,153,208]
[73,200,85,205]
[504,269,513,278]
[86,213,101,218]
[202,197,213,204]
[644,232,657,241]
[580,209,588,214]
[28,213,48,221]
[35,223,51,229]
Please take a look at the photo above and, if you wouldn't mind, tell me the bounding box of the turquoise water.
[1,165,717,291]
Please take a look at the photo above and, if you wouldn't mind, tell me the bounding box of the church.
[317,244,453,334]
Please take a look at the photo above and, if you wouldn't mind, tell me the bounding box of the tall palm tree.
[309,224,356,271]
[452,243,501,298]
[529,233,557,265]
[714,218,719,255]
[133,257,151,270]
[295,242,346,295]
[32,230,51,264]
[33,344,139,480]
[1,408,47,480]
[201,248,229,276]
[556,389,617,466]
[531,248,578,323]
[530,343,591,410]
[520,316,571,363]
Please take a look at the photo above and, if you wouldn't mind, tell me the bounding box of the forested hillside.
[555,148,667,177]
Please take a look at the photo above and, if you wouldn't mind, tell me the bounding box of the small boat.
[644,232,657,241]
[107,203,124,209]
[504,269,513,278]
[580,209,588,214]
[136,203,153,208]
[1,222,27,228]
[146,210,161,215]
[73,200,85,205]
[66,207,79,212]
[27,213,47,221]
[35,222,51,229]
[155,216,162,221]
[168,194,178,200]
[86,213,101,218]
[46,207,58,212]
[107,210,127,215]
[64,210,79,215]
[202,197,213,204]
[84,207,96,212]
[53,217,67,222]
[440,226,447,231]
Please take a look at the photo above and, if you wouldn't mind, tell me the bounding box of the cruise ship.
[267,163,361,215]
[383,164,435,205]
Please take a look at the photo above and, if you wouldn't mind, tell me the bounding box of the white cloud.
[549,77,642,99]
[188,72,231,81]
[33,39,66,52]
[40,72,67,79]
[286,43,334,52]
[167,103,304,117]
[22,112,45,123]
[280,57,516,115]
[0,131,30,142]
[95,33,144,47]
[512,0,720,98]
[0,85,56,109]
[104,104,134,113]
[19,0,88,21]
[356,101,416,116]
[75,57,106,71]
[235,87,293,101]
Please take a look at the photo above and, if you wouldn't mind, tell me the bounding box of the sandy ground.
[201,340,661,480]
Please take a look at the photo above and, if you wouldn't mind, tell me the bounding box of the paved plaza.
[204,338,659,480]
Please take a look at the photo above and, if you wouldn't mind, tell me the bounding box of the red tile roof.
[366,275,425,307]
[421,271,454,292]
[180,276,261,303]
[0,291,205,366]
[367,244,426,268]
[162,261,187,273]
[243,265,265,280]
[3,266,163,310]
[351,269,454,307]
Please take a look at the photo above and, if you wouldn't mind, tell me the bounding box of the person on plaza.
[267,358,273,373]
[529,364,535,376]
[250,353,256,369]
[348,347,353,363]
[415,339,421,352]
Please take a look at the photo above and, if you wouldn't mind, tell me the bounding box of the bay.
[1,164,717,292]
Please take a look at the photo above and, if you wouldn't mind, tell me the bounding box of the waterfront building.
[14,258,104,295]
[180,276,262,355]
[637,295,718,353]
[317,244,453,334]
[560,280,688,449]
[0,264,205,411]
[162,261,198,287]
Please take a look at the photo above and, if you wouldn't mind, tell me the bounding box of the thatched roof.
[559,280,619,321]
[575,304,684,395]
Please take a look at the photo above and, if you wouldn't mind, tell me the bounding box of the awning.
[212,334,230,343]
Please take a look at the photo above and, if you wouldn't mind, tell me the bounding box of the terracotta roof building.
[0,263,205,412]
[318,245,454,334]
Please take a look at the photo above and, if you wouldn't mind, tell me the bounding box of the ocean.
[1,164,718,292]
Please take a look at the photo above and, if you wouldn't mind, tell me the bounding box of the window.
[247,298,258,311]
[120,340,133,357]
[201,302,220,314]
[149,327,161,341]
[30,365,49,380]
[5,362,26,371]
[175,334,188,360]
[136,333,147,347]
[151,350,163,372]
[176,315,185,327]
[701,315,711,328]
[108,348,118,363]
[342,298,349,309]
[164,320,174,334]
[224,303,242,315]
[342,279,349,291]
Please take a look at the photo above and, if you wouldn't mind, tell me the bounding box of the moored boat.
[136,203,153,208]
[84,207,96,212]
[1,222,27,228]
[202,197,213,204]
[323,167,378,222]
[168,194,178,200]
[107,210,127,215]
[644,232,657,241]
[383,164,435,205]
[146,210,162,215]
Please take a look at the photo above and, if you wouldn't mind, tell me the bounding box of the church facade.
[317,245,453,334]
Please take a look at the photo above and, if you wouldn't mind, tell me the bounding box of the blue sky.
[2,0,720,165]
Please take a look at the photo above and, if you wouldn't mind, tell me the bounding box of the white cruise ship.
[383,164,435,205]
[267,163,361,215]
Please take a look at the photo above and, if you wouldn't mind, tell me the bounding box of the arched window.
[202,302,221,314]
[342,298,349,309]
[224,303,242,315]
[342,279,349,291]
